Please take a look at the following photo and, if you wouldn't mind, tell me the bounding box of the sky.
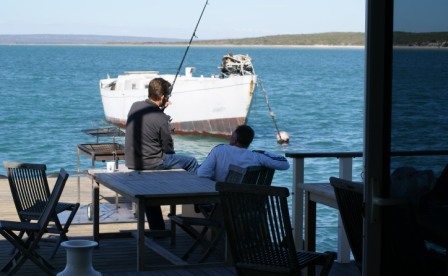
[0,0,366,39]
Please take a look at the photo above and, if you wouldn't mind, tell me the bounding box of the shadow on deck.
[0,227,360,276]
[0,231,360,276]
[0,230,235,276]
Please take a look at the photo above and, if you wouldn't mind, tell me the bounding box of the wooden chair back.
[225,164,275,185]
[4,162,51,218]
[38,168,69,229]
[217,182,301,274]
[329,177,364,269]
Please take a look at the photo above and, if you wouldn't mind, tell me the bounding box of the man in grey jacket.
[125,77,198,230]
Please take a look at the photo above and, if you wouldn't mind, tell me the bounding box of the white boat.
[99,54,257,138]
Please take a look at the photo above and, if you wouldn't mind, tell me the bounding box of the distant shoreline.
[0,43,365,49]
[112,43,366,49]
[2,32,448,48]
[3,43,446,50]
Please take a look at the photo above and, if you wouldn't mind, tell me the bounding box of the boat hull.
[100,72,257,138]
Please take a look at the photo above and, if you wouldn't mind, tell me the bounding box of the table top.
[91,170,218,205]
[301,182,336,198]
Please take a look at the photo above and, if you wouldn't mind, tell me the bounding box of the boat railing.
[285,150,448,263]
[124,71,159,75]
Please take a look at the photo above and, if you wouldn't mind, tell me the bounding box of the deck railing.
[285,152,362,263]
[285,150,448,263]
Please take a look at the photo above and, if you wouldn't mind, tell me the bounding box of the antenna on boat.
[170,0,209,92]
[257,78,290,145]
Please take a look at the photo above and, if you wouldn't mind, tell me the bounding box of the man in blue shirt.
[197,125,289,182]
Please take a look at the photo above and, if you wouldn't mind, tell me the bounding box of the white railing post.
[289,153,358,263]
[291,157,304,250]
[337,157,353,263]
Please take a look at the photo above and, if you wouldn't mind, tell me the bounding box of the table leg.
[446,249,448,276]
[77,147,81,204]
[137,199,145,272]
[304,191,317,251]
[93,180,100,243]
[170,204,176,245]
[304,191,316,276]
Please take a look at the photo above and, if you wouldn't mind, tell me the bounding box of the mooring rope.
[257,78,285,142]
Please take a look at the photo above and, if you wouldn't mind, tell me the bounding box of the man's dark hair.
[148,78,171,101]
[235,125,254,148]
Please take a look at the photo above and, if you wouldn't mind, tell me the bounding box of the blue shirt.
[196,144,290,182]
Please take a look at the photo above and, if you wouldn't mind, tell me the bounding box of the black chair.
[169,165,275,262]
[0,168,69,275]
[330,176,446,275]
[194,165,275,216]
[225,164,275,186]
[3,161,80,259]
[329,177,364,271]
[217,182,336,275]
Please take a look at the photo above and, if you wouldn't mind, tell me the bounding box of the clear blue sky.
[0,0,366,39]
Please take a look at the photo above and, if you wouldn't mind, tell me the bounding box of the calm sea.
[0,45,365,252]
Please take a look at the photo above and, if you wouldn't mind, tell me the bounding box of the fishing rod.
[161,0,208,110]
[166,0,209,103]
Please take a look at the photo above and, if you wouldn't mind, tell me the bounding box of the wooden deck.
[0,174,360,276]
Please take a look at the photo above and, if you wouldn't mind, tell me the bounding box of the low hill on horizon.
[193,32,365,46]
[0,34,185,45]
[1,32,447,47]
[0,32,364,46]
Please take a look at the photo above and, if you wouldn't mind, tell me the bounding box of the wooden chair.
[0,168,69,275]
[329,177,364,271]
[330,177,446,275]
[193,165,275,215]
[169,165,275,262]
[225,164,275,186]
[3,161,80,259]
[217,182,336,275]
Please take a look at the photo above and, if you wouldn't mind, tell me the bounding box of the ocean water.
[390,49,448,173]
[0,45,365,252]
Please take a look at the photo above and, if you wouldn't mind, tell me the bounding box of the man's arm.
[160,119,175,154]
[196,147,219,180]
[255,151,290,170]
